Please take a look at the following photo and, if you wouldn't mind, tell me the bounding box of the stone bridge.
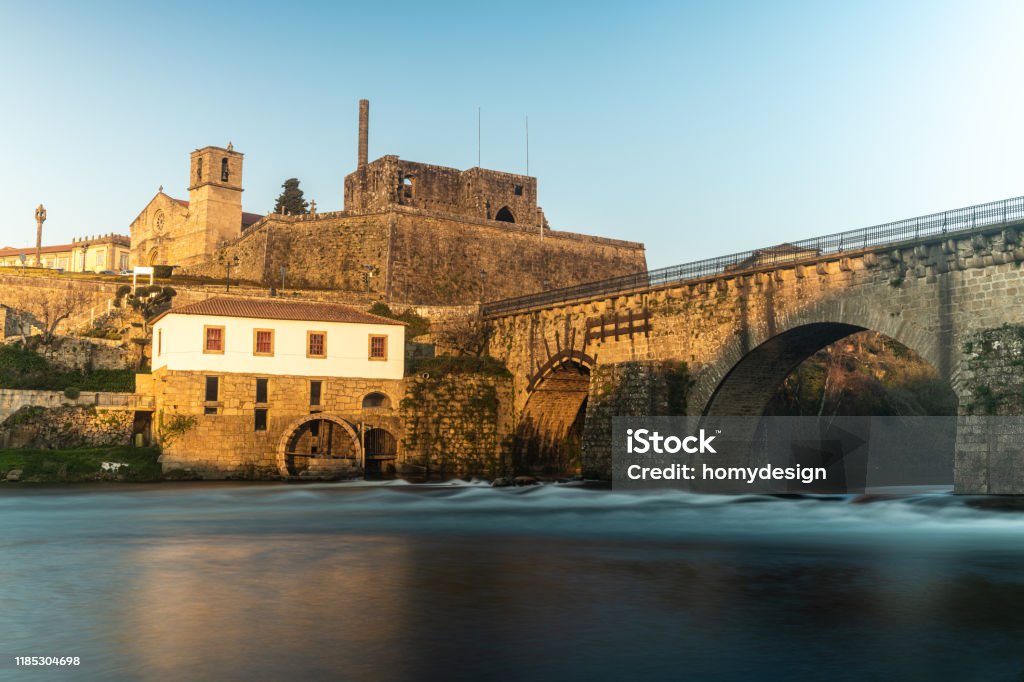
[483,196,1024,494]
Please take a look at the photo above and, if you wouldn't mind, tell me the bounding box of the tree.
[273,178,309,215]
[19,284,89,344]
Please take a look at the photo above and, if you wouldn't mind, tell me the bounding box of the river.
[2,482,1023,681]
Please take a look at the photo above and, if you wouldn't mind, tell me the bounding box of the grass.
[0,344,137,392]
[0,445,162,482]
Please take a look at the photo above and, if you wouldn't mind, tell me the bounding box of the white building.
[150,297,405,379]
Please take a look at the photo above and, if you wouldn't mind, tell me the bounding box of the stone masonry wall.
[175,207,647,306]
[0,388,132,422]
[399,373,514,479]
[0,404,133,449]
[151,368,404,478]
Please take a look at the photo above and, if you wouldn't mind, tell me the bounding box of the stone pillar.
[358,99,369,170]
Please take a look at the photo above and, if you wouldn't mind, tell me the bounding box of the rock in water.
[6,469,23,482]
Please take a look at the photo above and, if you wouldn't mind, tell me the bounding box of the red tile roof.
[154,297,404,326]
[0,235,130,258]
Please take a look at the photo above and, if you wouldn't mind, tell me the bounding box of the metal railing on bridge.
[481,195,1024,317]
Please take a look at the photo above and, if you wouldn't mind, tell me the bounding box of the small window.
[310,380,322,407]
[205,376,219,402]
[196,157,203,182]
[255,378,268,404]
[157,329,162,357]
[307,331,326,358]
[369,334,388,360]
[204,406,218,416]
[221,157,229,182]
[204,325,225,354]
[514,184,523,196]
[253,329,274,356]
[254,408,267,432]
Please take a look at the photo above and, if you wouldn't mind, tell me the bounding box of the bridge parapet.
[483,196,1024,318]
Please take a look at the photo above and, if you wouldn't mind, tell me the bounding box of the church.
[129,100,647,305]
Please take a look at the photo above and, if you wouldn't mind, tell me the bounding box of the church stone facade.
[129,145,262,268]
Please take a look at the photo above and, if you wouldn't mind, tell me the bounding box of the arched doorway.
[495,206,515,223]
[363,427,398,479]
[515,357,592,475]
[277,414,361,477]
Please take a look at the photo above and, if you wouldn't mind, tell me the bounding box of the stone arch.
[495,206,515,223]
[516,353,594,475]
[146,247,162,267]
[696,299,957,416]
[275,413,362,477]
[364,427,398,478]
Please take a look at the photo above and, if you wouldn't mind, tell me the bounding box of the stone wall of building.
[150,368,404,478]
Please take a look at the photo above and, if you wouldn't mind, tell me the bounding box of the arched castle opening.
[515,354,593,475]
[277,414,361,477]
[495,206,515,223]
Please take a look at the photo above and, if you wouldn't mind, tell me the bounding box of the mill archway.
[277,414,362,477]
[515,353,593,475]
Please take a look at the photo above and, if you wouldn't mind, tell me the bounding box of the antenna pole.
[477,107,481,167]
[526,115,530,176]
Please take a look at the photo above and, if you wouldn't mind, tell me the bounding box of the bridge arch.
[696,299,958,416]
[275,413,362,476]
[515,351,594,475]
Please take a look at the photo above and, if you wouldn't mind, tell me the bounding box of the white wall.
[152,313,404,379]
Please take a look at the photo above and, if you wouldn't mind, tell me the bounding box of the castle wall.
[179,208,646,305]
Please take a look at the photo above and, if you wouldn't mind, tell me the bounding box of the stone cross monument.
[34,204,46,266]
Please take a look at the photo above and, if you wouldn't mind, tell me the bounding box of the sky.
[0,0,1022,269]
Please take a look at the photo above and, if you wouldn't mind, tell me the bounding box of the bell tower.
[188,143,244,254]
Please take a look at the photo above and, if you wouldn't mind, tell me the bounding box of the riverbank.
[0,445,162,482]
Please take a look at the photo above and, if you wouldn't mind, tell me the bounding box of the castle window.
[255,378,268,404]
[514,184,523,196]
[368,334,388,360]
[197,157,203,182]
[254,408,268,432]
[402,175,414,200]
[221,157,229,182]
[309,380,322,407]
[253,329,274,356]
[307,331,326,358]
[495,206,516,223]
[204,325,225,354]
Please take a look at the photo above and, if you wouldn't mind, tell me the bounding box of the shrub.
[63,386,81,400]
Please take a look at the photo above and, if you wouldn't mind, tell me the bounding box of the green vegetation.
[0,344,136,392]
[274,178,309,215]
[368,302,430,339]
[0,445,162,482]
[157,411,197,448]
[766,332,957,416]
[409,354,511,377]
[114,284,177,320]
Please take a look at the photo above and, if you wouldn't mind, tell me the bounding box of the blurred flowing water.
[2,482,1024,681]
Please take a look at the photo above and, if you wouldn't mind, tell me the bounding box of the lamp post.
[220,254,239,292]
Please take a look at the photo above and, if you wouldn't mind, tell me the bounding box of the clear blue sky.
[1,0,1022,268]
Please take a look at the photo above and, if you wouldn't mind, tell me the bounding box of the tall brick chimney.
[358,99,369,170]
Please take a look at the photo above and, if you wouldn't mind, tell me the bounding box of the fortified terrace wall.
[178,207,646,305]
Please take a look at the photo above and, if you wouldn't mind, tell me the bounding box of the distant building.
[0,233,131,272]
[142,297,406,478]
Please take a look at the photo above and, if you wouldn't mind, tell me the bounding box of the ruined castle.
[130,101,647,305]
